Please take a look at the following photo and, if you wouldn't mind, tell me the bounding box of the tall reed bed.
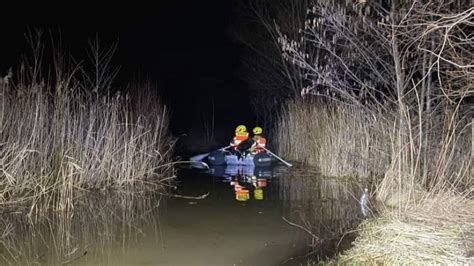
[275,99,472,194]
[275,99,391,179]
[0,59,173,213]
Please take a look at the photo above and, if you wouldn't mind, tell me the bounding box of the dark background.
[0,1,255,138]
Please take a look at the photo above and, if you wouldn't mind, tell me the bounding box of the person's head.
[235,125,247,134]
[253,126,263,136]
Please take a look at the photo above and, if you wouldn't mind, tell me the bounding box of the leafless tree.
[233,0,311,129]
[278,0,473,190]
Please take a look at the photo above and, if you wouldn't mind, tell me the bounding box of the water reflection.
[207,164,367,261]
[208,165,272,202]
[0,190,162,265]
[0,166,367,265]
[276,168,366,261]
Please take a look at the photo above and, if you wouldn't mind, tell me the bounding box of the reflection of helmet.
[253,126,263,135]
[236,189,250,201]
[254,188,264,200]
[235,125,247,133]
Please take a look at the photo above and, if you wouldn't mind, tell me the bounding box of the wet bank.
[0,166,368,265]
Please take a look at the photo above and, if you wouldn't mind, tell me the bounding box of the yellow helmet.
[235,125,247,133]
[253,126,263,135]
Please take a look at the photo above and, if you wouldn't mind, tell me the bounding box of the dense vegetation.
[236,0,473,263]
[0,35,174,215]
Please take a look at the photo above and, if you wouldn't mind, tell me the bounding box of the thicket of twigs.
[274,0,473,196]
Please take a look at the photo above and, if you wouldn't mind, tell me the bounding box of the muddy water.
[0,166,367,265]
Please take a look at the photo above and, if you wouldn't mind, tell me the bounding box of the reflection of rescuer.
[250,126,266,154]
[230,177,250,202]
[253,176,267,200]
[230,176,268,201]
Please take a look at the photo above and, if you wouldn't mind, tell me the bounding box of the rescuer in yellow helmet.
[250,126,266,154]
[230,125,250,156]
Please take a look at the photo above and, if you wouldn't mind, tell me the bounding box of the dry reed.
[275,99,472,193]
[0,44,174,214]
[275,99,391,178]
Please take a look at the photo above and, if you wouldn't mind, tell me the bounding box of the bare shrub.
[276,0,473,196]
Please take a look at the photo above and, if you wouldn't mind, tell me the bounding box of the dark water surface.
[0,166,367,265]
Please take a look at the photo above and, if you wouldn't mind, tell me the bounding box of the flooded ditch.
[0,166,368,265]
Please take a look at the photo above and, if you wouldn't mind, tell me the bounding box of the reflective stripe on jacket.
[252,136,266,153]
[231,132,249,147]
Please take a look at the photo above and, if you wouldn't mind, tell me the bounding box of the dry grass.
[0,44,174,213]
[337,194,474,265]
[275,99,392,178]
[275,99,472,190]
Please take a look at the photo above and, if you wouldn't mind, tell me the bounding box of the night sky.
[0,1,254,135]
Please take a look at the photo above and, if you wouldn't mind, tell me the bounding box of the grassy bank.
[338,194,474,264]
[0,43,174,214]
